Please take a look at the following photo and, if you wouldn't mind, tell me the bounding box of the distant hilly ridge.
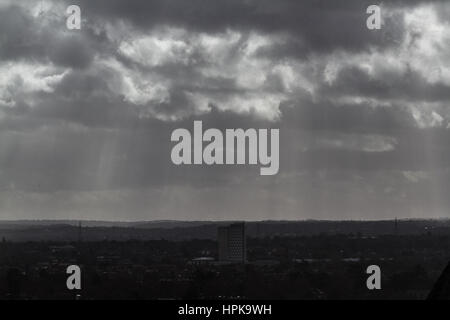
[0,220,218,229]
[1,219,450,242]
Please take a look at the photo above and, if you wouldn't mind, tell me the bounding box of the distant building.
[218,222,246,262]
[189,257,215,266]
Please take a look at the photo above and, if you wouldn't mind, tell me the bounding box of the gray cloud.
[321,66,450,103]
[0,5,109,69]
[74,0,421,52]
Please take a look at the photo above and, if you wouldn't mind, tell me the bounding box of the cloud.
[0,4,108,69]
[312,134,398,153]
[1,0,450,220]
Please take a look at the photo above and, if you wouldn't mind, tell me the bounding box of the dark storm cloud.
[75,0,450,54]
[0,4,108,69]
[77,0,407,53]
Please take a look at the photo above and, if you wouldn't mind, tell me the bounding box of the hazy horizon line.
[1,217,450,223]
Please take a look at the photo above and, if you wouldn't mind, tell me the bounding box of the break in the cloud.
[0,0,450,220]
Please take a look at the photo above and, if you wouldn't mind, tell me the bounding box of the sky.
[0,0,450,221]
